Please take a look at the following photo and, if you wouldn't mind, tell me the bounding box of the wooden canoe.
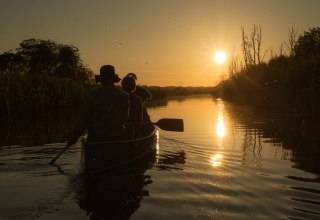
[81,125,158,173]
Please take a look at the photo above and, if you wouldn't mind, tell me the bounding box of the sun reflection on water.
[156,130,160,163]
[210,153,223,167]
[211,100,226,167]
[216,116,225,138]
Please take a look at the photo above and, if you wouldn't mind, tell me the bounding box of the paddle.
[153,118,184,132]
[49,143,71,165]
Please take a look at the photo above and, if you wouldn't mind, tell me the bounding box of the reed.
[0,72,87,120]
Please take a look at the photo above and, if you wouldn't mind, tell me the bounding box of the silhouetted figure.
[126,73,151,122]
[126,73,152,102]
[121,76,143,137]
[68,65,130,144]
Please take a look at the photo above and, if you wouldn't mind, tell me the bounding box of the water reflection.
[211,100,225,167]
[0,114,76,147]
[227,103,320,175]
[2,95,320,220]
[146,99,169,110]
[242,129,263,168]
[216,116,226,138]
[210,153,223,167]
[156,150,186,171]
[77,150,156,220]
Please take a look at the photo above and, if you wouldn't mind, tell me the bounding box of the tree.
[293,27,320,58]
[0,52,25,74]
[241,25,268,68]
[0,39,94,84]
[285,25,298,56]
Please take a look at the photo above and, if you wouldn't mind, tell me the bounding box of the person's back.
[121,76,143,136]
[126,73,152,122]
[85,85,129,141]
[68,65,130,144]
[128,93,143,128]
[135,85,152,102]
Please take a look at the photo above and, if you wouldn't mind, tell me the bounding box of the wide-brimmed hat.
[95,65,121,83]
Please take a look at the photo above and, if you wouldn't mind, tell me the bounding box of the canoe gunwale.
[83,126,157,145]
[82,126,158,174]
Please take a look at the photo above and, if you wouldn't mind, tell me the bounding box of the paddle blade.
[155,118,184,132]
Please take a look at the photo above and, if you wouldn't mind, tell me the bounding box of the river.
[1,95,319,220]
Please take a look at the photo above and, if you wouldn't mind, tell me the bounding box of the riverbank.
[212,28,320,119]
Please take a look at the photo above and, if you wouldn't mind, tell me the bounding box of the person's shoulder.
[114,86,129,98]
[114,86,128,94]
[88,86,128,102]
[136,86,152,100]
[132,93,143,103]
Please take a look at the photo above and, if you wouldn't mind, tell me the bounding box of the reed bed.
[0,73,87,120]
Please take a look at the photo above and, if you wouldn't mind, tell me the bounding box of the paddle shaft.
[49,143,71,165]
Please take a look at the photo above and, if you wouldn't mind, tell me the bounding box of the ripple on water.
[143,135,320,220]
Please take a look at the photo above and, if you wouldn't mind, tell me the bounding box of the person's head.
[121,76,136,93]
[95,65,121,85]
[126,73,137,80]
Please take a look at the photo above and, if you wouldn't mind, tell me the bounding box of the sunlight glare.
[156,130,160,163]
[216,116,226,137]
[210,153,223,167]
[213,50,227,64]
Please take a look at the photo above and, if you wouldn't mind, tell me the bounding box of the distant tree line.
[148,86,213,100]
[213,27,320,117]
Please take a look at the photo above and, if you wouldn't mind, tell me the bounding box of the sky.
[1,0,320,86]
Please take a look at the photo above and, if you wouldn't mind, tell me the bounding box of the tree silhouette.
[294,27,320,58]
[0,39,94,84]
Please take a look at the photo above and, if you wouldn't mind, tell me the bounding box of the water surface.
[1,95,320,219]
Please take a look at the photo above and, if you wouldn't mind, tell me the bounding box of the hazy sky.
[1,0,320,86]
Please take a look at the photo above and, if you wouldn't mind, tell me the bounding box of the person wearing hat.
[68,65,130,144]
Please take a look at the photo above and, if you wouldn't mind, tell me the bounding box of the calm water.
[1,95,320,220]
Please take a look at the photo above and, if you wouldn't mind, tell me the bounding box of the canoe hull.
[81,126,158,173]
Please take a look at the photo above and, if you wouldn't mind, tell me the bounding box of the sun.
[213,50,227,64]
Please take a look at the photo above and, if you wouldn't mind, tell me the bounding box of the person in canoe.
[121,75,143,137]
[126,72,152,122]
[68,65,132,145]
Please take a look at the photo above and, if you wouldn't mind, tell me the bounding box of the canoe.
[78,141,156,219]
[49,118,182,165]
[81,125,158,173]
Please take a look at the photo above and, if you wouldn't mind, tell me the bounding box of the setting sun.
[213,50,227,64]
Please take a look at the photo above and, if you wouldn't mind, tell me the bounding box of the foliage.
[241,25,267,68]
[213,26,320,116]
[294,27,320,58]
[0,39,94,85]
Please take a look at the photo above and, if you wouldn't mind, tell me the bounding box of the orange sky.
[1,0,320,86]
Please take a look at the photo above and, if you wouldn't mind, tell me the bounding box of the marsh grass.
[0,73,87,120]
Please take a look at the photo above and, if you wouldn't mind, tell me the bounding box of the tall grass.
[0,73,87,120]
